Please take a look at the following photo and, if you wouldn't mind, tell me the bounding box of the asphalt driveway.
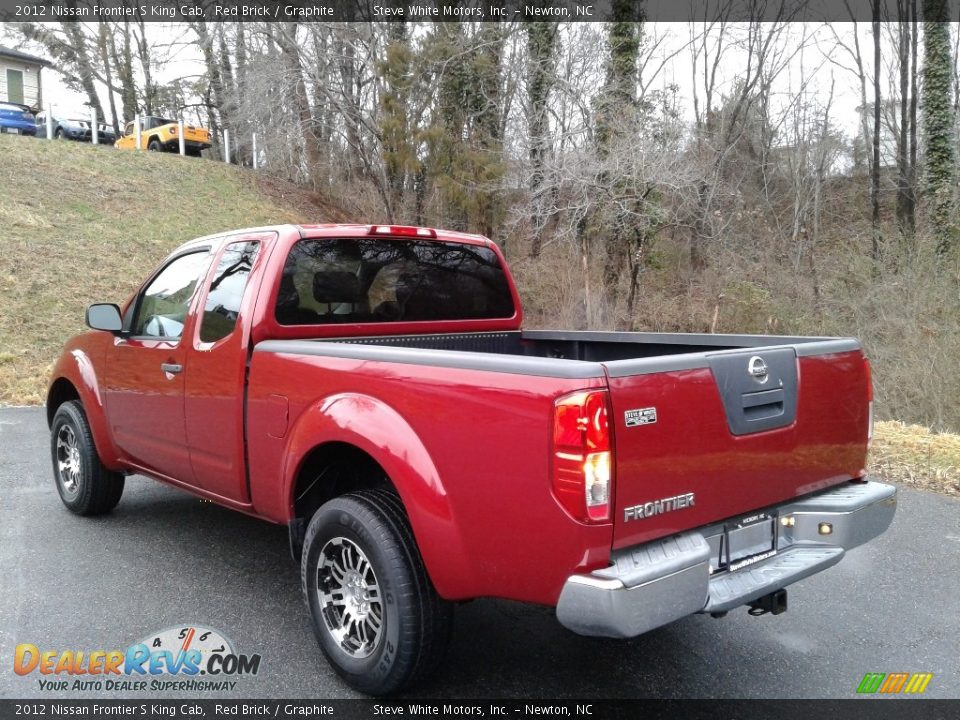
[1,406,957,699]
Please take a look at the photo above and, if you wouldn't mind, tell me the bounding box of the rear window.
[275,238,515,325]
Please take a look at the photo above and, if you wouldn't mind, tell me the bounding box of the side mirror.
[85,303,123,333]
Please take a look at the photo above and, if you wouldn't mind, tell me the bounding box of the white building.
[0,45,50,111]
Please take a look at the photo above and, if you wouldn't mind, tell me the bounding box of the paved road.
[1,406,958,700]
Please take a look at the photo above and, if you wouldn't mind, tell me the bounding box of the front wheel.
[301,489,452,695]
[147,138,161,152]
[50,401,124,515]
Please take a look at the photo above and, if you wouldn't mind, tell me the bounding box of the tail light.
[864,358,874,442]
[552,390,613,523]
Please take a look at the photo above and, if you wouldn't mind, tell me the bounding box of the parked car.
[0,102,36,136]
[34,111,117,144]
[48,223,896,696]
[114,115,210,156]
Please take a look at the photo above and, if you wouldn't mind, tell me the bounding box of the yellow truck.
[115,116,211,157]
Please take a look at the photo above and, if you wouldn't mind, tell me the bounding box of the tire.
[185,147,202,158]
[301,489,453,696]
[50,401,125,516]
[147,138,161,152]
[55,127,64,139]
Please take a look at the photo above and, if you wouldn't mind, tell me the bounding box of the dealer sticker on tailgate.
[625,407,657,427]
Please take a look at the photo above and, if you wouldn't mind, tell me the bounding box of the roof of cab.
[297,223,492,246]
[171,223,493,256]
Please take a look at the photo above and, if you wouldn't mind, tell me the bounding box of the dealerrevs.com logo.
[13,625,261,692]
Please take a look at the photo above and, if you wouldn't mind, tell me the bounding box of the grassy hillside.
[0,133,339,404]
[0,134,956,496]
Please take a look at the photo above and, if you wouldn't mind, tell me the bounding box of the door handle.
[160,363,183,375]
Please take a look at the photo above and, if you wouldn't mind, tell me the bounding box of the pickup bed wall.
[246,347,611,604]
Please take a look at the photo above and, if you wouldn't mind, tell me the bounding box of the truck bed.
[254,329,870,576]
[256,328,860,375]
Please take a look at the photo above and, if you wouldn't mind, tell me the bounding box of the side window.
[133,252,209,339]
[199,241,260,343]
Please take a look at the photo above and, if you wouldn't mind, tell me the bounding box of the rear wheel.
[301,489,452,695]
[50,401,124,515]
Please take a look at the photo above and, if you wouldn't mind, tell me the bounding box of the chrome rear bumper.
[556,479,896,638]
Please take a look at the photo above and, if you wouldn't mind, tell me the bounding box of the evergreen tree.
[378,22,416,222]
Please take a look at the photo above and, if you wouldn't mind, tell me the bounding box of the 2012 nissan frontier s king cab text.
[47,223,896,695]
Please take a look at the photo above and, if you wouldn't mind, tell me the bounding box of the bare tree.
[872,1,882,261]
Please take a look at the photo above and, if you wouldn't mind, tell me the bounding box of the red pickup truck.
[47,223,896,695]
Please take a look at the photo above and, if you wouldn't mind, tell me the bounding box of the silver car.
[35,111,117,144]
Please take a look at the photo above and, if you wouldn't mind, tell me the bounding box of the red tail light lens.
[864,358,874,441]
[552,390,613,523]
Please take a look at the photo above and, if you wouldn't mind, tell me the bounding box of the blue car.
[0,101,36,136]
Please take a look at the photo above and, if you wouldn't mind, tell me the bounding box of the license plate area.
[722,513,776,572]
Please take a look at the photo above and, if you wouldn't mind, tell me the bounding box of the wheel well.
[292,442,393,521]
[47,378,80,427]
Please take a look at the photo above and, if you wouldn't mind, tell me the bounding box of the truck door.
[184,236,267,502]
[105,250,211,483]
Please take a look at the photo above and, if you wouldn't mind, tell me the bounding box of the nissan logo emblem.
[748,356,769,383]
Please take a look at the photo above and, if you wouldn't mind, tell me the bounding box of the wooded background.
[7,5,960,431]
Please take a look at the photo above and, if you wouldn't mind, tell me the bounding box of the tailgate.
[604,344,871,550]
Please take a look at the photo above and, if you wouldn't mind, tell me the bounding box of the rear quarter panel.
[246,350,612,605]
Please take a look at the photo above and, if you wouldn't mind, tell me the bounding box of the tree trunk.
[108,22,137,122]
[922,0,958,257]
[97,23,120,133]
[60,22,105,122]
[908,1,918,237]
[380,21,411,222]
[133,19,155,114]
[191,21,228,159]
[272,23,322,185]
[597,2,643,285]
[896,5,911,241]
[871,6,882,262]
[526,22,558,258]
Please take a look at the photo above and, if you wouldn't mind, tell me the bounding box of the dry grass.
[0,134,329,404]
[2,135,956,497]
[870,421,960,497]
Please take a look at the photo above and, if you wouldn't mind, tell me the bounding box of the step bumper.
[556,480,896,638]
